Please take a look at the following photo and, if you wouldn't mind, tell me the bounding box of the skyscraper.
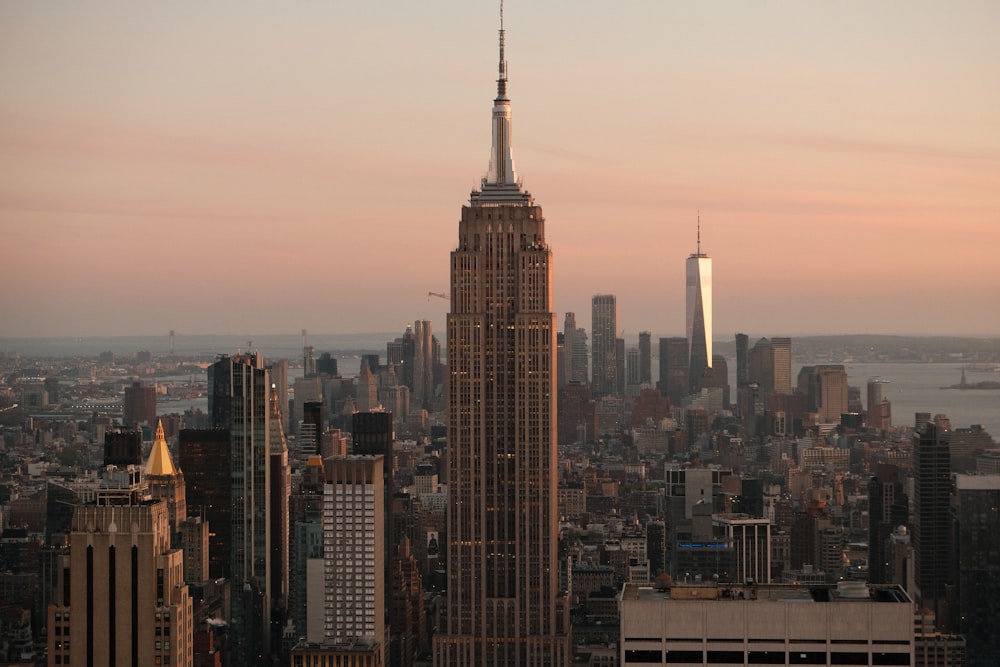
[591,294,618,398]
[951,473,1000,665]
[912,421,952,623]
[322,456,386,655]
[638,331,652,385]
[563,312,588,385]
[686,221,712,392]
[208,352,271,664]
[435,12,569,664]
[48,475,193,667]
[145,419,186,546]
[657,336,688,406]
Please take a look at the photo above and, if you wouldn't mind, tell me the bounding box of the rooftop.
[622,581,911,604]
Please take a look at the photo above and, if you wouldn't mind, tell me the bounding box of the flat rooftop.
[622,582,911,604]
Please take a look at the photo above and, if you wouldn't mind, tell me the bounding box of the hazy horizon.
[3,1,998,338]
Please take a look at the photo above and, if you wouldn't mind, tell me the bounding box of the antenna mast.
[497,1,507,97]
[697,211,701,255]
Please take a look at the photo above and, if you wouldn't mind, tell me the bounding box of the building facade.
[685,227,712,393]
[208,352,272,664]
[619,582,913,666]
[591,294,618,398]
[435,16,569,665]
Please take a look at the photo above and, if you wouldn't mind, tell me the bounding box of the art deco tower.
[686,219,712,392]
[435,11,570,665]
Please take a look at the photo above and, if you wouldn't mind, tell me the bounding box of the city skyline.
[2,1,999,338]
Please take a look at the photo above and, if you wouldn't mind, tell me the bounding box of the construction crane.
[428,291,450,301]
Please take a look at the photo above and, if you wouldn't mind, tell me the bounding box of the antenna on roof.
[697,210,701,255]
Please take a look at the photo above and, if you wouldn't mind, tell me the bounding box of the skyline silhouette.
[2,1,998,337]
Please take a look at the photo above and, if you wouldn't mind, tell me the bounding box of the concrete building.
[48,489,193,667]
[123,380,157,427]
[592,294,618,398]
[950,473,1000,665]
[311,456,385,661]
[912,421,952,623]
[434,16,569,664]
[145,419,186,545]
[619,582,913,666]
[657,337,688,406]
[208,352,272,664]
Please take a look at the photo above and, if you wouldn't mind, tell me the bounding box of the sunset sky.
[2,1,998,340]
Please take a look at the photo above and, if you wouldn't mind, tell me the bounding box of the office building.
[289,456,326,642]
[867,377,892,433]
[269,388,291,643]
[686,223,712,392]
[868,464,908,585]
[658,337,688,405]
[434,15,569,664]
[104,429,143,467]
[48,491,193,667]
[950,473,1000,665]
[145,419,186,545]
[564,312,589,385]
[208,352,271,664]
[412,320,436,409]
[734,333,749,389]
[912,421,952,623]
[178,428,231,579]
[638,331,652,385]
[619,582,913,666]
[713,514,772,585]
[797,364,849,423]
[592,294,618,397]
[317,456,385,657]
[747,337,792,399]
[123,380,157,427]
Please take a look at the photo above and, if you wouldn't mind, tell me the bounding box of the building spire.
[482,0,519,192]
[498,1,507,98]
[697,211,701,255]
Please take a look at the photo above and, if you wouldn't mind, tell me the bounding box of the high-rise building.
[797,364,849,423]
[657,337,688,405]
[734,333,749,389]
[867,377,892,433]
[638,331,652,385]
[48,486,193,666]
[123,380,157,427]
[686,222,712,392]
[179,428,230,579]
[435,14,569,664]
[145,419,186,546]
[950,473,1000,665]
[104,429,143,467]
[912,421,952,623]
[268,388,291,646]
[208,352,271,664]
[290,459,387,666]
[868,463,908,585]
[563,312,589,385]
[413,320,435,409]
[320,456,386,654]
[288,455,326,642]
[592,294,618,398]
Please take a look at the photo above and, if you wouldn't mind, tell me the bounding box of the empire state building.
[433,12,570,667]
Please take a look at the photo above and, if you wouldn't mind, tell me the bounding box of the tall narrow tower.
[436,8,570,665]
[686,218,712,392]
[208,352,271,664]
[591,294,618,398]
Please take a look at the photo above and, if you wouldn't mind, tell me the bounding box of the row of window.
[623,649,911,665]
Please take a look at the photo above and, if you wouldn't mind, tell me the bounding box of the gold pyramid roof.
[145,419,179,477]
